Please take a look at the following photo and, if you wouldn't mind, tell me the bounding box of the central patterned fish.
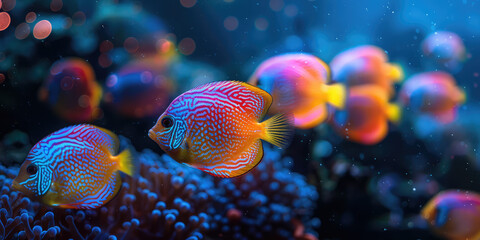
[149,81,292,178]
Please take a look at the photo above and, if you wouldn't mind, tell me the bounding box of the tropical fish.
[399,71,465,124]
[422,31,466,72]
[38,58,102,122]
[11,125,133,209]
[422,190,480,240]
[104,58,176,118]
[148,81,292,178]
[248,53,345,129]
[330,45,403,97]
[331,85,400,145]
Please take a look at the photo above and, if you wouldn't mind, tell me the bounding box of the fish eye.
[26,163,38,175]
[161,116,174,129]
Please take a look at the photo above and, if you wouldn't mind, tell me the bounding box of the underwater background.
[1,0,480,239]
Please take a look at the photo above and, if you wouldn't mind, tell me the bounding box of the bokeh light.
[98,54,112,68]
[180,0,196,8]
[178,37,196,55]
[284,4,298,17]
[100,40,113,53]
[224,16,239,31]
[124,37,139,53]
[1,0,15,11]
[14,23,30,40]
[255,17,269,31]
[156,38,174,53]
[33,20,52,40]
[25,12,36,23]
[72,11,86,25]
[0,73,5,84]
[63,17,72,29]
[0,12,11,31]
[269,0,284,12]
[50,0,63,12]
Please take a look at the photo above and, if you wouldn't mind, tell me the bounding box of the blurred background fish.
[330,85,400,145]
[249,53,345,129]
[422,190,480,240]
[38,58,102,122]
[399,71,465,124]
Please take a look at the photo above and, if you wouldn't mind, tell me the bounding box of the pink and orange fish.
[330,45,403,97]
[12,125,133,209]
[331,85,400,145]
[399,71,465,124]
[248,53,345,129]
[38,58,102,122]
[149,81,292,178]
[422,190,480,240]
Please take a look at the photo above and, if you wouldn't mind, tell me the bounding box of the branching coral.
[206,146,320,240]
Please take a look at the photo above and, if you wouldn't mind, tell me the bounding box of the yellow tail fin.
[387,63,404,83]
[386,103,401,124]
[325,83,346,109]
[262,114,293,149]
[116,149,134,176]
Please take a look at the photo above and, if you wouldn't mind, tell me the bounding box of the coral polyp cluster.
[207,147,320,240]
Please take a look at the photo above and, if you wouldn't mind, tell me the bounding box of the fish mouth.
[148,129,156,140]
[11,180,26,192]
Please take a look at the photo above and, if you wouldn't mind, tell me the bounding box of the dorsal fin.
[96,126,120,154]
[234,81,273,120]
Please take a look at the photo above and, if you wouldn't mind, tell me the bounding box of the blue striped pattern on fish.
[12,125,132,209]
[149,81,292,178]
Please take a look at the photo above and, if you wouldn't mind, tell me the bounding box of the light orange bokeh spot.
[33,20,52,40]
[25,12,37,23]
[0,12,11,31]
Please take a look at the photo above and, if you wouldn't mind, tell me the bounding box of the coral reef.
[0,138,319,240]
[207,146,320,240]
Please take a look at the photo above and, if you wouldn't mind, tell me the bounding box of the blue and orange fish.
[330,45,403,97]
[148,81,292,178]
[248,53,345,129]
[38,58,102,122]
[422,31,467,72]
[331,85,400,145]
[399,71,465,124]
[422,190,480,240]
[104,58,176,118]
[12,125,133,209]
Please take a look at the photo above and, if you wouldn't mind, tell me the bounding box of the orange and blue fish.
[422,190,480,240]
[38,58,102,122]
[330,45,403,97]
[399,71,465,124]
[104,58,176,118]
[422,31,467,72]
[248,53,345,129]
[12,125,133,209]
[148,81,292,178]
[331,85,400,145]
